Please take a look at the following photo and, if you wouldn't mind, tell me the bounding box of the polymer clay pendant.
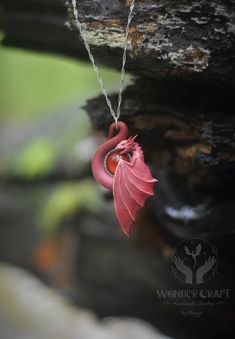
[91,121,158,236]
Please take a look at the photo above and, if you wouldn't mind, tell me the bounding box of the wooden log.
[2,0,235,86]
[67,0,235,86]
[85,78,235,240]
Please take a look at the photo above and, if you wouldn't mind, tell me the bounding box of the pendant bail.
[114,116,119,130]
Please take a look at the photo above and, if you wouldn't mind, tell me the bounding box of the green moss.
[13,138,55,178]
[40,180,101,233]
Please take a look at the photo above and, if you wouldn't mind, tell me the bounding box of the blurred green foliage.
[0,34,129,177]
[40,179,101,233]
[0,34,123,122]
[0,35,127,232]
[12,138,56,178]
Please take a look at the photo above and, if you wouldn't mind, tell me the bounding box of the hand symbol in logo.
[172,257,193,284]
[172,240,217,285]
[196,256,216,284]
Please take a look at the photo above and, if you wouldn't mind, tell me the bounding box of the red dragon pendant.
[91,121,158,236]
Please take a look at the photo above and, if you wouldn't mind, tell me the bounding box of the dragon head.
[116,135,138,154]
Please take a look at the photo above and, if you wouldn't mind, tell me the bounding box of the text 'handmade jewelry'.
[92,121,158,236]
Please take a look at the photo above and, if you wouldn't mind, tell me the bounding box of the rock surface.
[0,263,171,339]
[2,0,235,85]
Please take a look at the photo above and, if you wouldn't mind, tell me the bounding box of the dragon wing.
[113,155,158,236]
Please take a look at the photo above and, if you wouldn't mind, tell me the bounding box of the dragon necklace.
[69,0,158,236]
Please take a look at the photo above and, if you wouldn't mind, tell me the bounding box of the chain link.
[70,0,136,123]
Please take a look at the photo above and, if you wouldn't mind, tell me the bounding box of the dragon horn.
[130,134,138,141]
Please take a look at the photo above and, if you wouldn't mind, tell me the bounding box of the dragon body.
[92,121,158,236]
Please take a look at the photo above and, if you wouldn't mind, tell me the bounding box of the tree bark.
[2,0,235,86]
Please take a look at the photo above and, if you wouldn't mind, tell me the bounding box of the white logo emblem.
[171,239,218,285]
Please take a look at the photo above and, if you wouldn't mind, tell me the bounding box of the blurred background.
[0,28,172,339]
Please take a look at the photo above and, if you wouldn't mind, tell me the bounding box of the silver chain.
[70,0,136,126]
